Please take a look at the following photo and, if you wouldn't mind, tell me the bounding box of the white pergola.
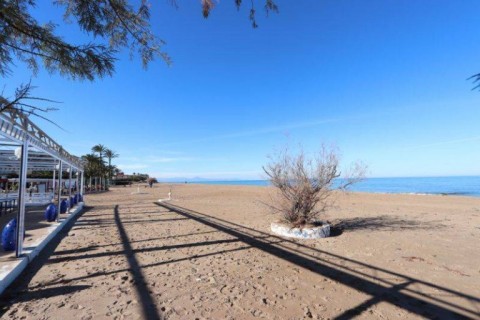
[0,101,84,257]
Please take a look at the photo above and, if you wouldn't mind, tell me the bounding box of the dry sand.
[0,184,479,319]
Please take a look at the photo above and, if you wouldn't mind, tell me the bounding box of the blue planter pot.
[45,204,57,222]
[1,218,17,251]
[60,199,68,213]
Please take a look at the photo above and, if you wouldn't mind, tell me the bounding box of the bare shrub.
[263,145,366,227]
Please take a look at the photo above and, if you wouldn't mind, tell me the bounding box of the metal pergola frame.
[0,100,84,257]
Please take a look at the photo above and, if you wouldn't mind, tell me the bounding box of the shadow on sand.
[1,201,477,319]
[155,202,478,319]
[0,207,94,316]
[113,205,162,320]
[329,214,446,237]
[1,205,165,320]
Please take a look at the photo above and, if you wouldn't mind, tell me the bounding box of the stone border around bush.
[271,221,330,239]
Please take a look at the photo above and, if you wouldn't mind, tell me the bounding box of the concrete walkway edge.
[0,203,84,295]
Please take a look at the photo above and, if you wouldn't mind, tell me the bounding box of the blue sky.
[4,0,480,179]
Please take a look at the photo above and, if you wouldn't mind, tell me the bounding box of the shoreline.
[156,181,480,198]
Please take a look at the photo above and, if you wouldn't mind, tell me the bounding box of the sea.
[190,176,480,197]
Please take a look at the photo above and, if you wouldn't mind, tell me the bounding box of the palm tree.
[91,144,107,189]
[104,149,119,185]
[82,154,103,191]
[92,144,106,160]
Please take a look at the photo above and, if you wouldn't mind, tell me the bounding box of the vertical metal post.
[68,166,72,209]
[75,170,79,195]
[52,162,56,195]
[56,161,63,221]
[80,171,84,198]
[15,139,29,257]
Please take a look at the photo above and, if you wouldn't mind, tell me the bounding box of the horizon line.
[153,174,480,181]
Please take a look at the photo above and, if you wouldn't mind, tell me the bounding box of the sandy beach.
[0,184,479,319]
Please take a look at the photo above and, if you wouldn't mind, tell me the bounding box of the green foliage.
[91,144,107,158]
[0,0,278,81]
[147,177,157,184]
[104,149,118,161]
[0,1,278,117]
[204,0,278,28]
[0,0,164,80]
[112,173,149,185]
[83,144,125,188]
[82,153,106,179]
[27,171,70,179]
[132,174,148,182]
[104,148,118,182]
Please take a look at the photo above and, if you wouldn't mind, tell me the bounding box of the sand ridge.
[0,184,479,319]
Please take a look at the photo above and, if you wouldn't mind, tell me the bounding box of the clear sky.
[4,0,480,180]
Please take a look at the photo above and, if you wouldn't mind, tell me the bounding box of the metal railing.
[0,192,54,205]
[0,198,17,216]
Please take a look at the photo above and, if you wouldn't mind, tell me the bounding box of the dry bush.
[263,145,366,227]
